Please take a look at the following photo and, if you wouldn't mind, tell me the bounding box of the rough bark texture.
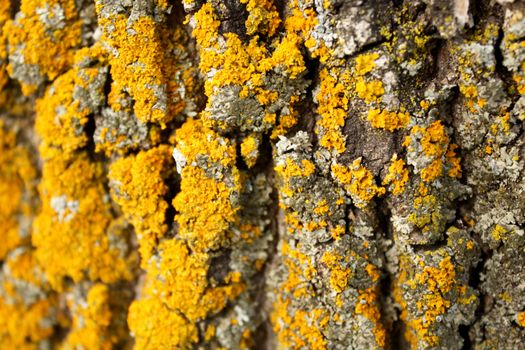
[1,0,525,349]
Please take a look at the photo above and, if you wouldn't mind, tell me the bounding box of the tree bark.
[1,0,524,349]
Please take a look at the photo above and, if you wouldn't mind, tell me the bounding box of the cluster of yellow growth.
[136,239,245,322]
[483,112,513,155]
[34,45,109,157]
[129,239,245,348]
[394,250,477,349]
[321,251,351,294]
[332,159,386,208]
[458,84,487,113]
[407,185,442,235]
[271,296,329,350]
[517,312,525,327]
[355,53,380,76]
[5,0,83,94]
[355,286,386,348]
[490,224,509,242]
[367,109,410,132]
[279,242,316,298]
[109,146,173,264]
[129,117,252,347]
[404,120,462,182]
[0,0,10,102]
[192,3,305,137]
[380,6,431,68]
[240,134,260,168]
[0,250,57,349]
[240,0,281,36]
[0,122,36,259]
[33,154,135,288]
[62,284,115,350]
[172,118,241,251]
[275,158,316,178]
[383,154,409,195]
[128,297,198,349]
[96,5,192,126]
[33,56,134,288]
[34,70,90,158]
[316,67,352,153]
[356,80,384,103]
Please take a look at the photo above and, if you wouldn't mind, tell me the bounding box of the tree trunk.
[1,0,524,349]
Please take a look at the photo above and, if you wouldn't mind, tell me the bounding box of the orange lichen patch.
[35,46,108,158]
[192,3,305,135]
[445,144,462,178]
[275,158,316,178]
[517,312,525,327]
[395,252,476,349]
[407,192,443,235]
[316,67,351,153]
[405,121,461,182]
[174,165,240,251]
[366,264,381,282]
[128,297,198,350]
[33,155,134,289]
[332,159,385,208]
[356,79,384,103]
[4,249,45,287]
[62,284,115,350]
[129,239,244,347]
[0,122,36,260]
[5,0,82,94]
[0,0,10,101]
[97,12,190,126]
[491,224,509,241]
[109,146,173,264]
[459,85,478,98]
[0,249,57,349]
[285,0,330,63]
[271,296,328,350]
[240,0,281,36]
[280,243,316,298]
[383,154,409,195]
[355,286,386,348]
[367,108,410,131]
[355,53,380,76]
[240,135,260,168]
[35,70,89,158]
[173,119,241,251]
[489,112,512,136]
[416,121,449,158]
[0,294,56,349]
[321,251,351,293]
[314,199,330,215]
[148,239,245,321]
[174,118,237,168]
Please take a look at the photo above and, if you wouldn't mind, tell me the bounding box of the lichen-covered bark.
[1,0,525,349]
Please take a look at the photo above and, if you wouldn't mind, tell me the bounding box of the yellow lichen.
[109,146,173,264]
[355,286,386,348]
[321,251,351,293]
[96,8,193,126]
[316,67,351,153]
[62,284,115,350]
[0,122,36,260]
[355,53,380,76]
[173,119,241,251]
[367,108,410,131]
[5,0,83,94]
[356,79,384,103]
[332,159,385,208]
[383,154,409,195]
